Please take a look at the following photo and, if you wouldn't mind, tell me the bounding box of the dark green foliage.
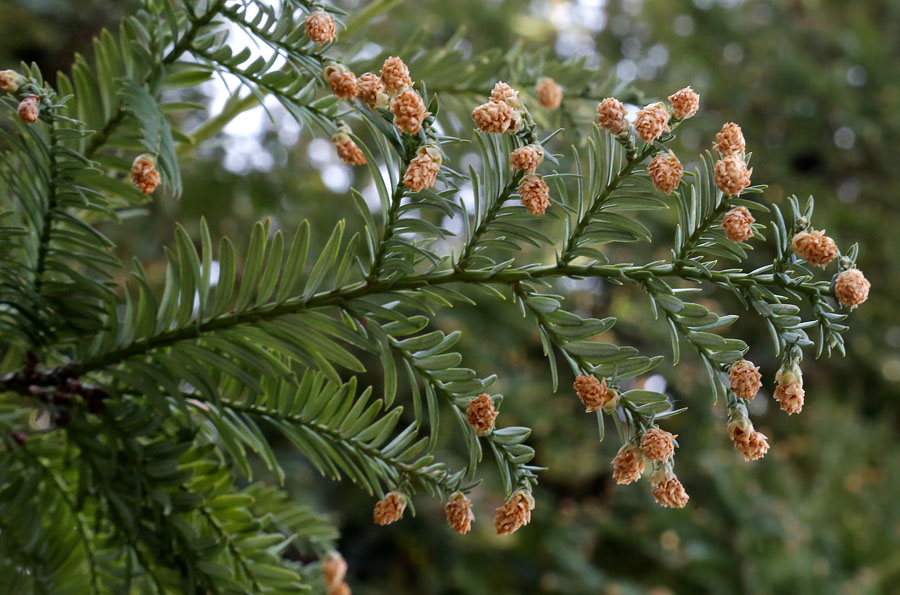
[0,0,881,593]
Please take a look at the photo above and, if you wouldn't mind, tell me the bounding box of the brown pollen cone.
[445,492,475,535]
[640,427,676,463]
[834,269,870,307]
[612,444,645,485]
[493,491,535,536]
[373,492,406,525]
[466,393,498,436]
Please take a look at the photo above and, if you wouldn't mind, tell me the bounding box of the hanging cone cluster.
[510,144,544,174]
[518,174,551,215]
[651,476,690,508]
[445,492,475,535]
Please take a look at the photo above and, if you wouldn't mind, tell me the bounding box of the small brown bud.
[634,103,670,143]
[736,430,770,461]
[612,443,645,485]
[357,73,384,107]
[373,491,406,525]
[647,150,683,194]
[471,100,521,134]
[324,64,358,100]
[332,129,367,166]
[714,122,746,155]
[403,146,442,192]
[322,552,347,588]
[131,154,161,195]
[380,56,412,93]
[774,381,805,415]
[466,393,498,436]
[490,81,519,104]
[714,154,752,196]
[17,94,40,124]
[445,492,474,535]
[518,174,551,215]
[668,87,699,120]
[510,144,544,174]
[304,11,336,45]
[1,69,23,93]
[791,230,838,268]
[573,374,609,413]
[640,427,676,463]
[493,491,534,536]
[536,77,562,109]
[391,88,429,134]
[729,360,762,400]
[721,206,756,242]
[651,475,689,508]
[597,97,628,135]
[834,269,870,307]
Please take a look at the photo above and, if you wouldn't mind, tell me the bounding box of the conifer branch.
[17,443,101,594]
[198,504,263,592]
[367,146,422,282]
[215,396,463,496]
[0,2,874,586]
[560,126,681,264]
[85,0,227,158]
[0,260,831,397]
[458,172,524,270]
[78,262,817,374]
[31,123,60,301]
[516,282,658,434]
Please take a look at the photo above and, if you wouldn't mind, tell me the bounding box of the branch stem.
[560,139,653,263]
[0,260,829,393]
[457,172,524,269]
[220,398,460,494]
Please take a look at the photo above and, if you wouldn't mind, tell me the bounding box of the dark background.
[2,0,898,593]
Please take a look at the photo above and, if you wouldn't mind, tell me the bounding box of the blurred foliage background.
[2,0,899,593]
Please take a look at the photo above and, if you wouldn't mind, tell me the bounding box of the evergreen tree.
[0,1,871,592]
